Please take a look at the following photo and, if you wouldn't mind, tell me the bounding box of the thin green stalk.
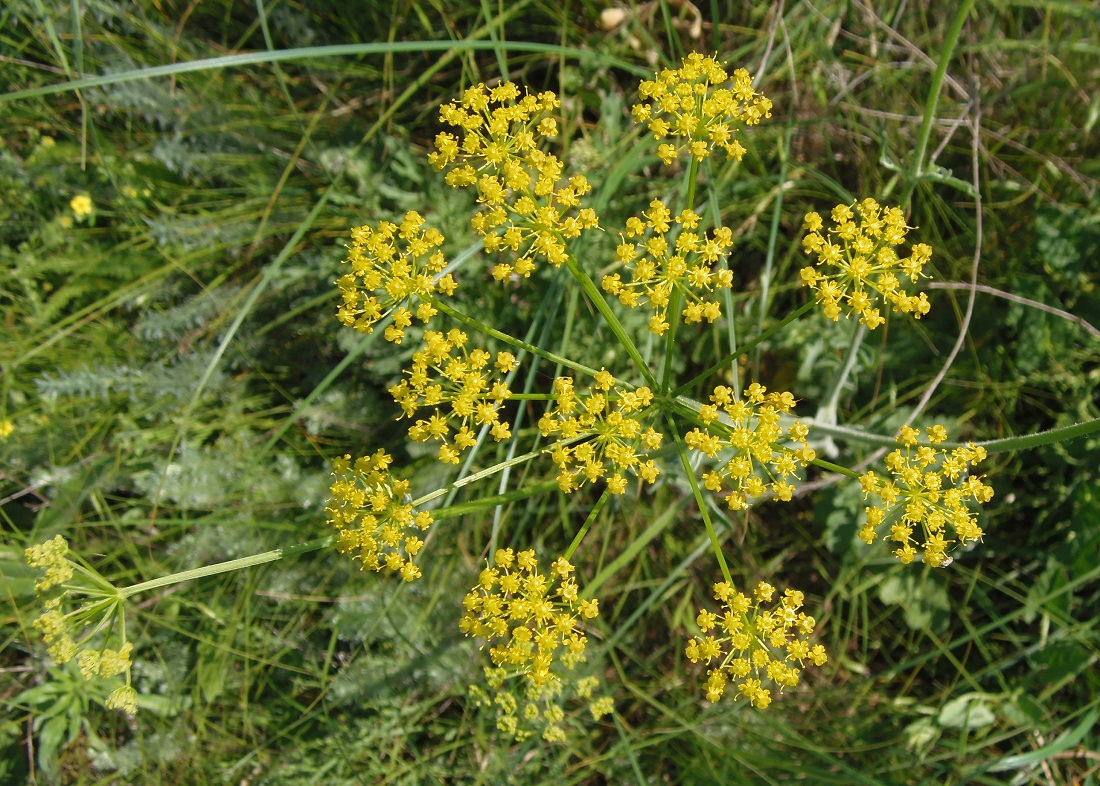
[561,255,658,387]
[755,129,793,375]
[975,417,1100,453]
[119,536,334,599]
[900,0,975,207]
[673,300,816,396]
[810,458,861,478]
[563,489,611,561]
[660,157,701,394]
[429,297,601,378]
[410,447,548,508]
[0,41,651,104]
[814,323,867,455]
[430,480,559,521]
[584,494,693,597]
[664,413,732,586]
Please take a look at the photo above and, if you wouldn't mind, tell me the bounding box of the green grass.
[2,0,1098,783]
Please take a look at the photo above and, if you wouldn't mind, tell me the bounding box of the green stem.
[430,297,600,378]
[562,254,658,387]
[430,479,559,520]
[583,494,693,597]
[811,458,862,479]
[673,300,816,397]
[683,156,700,212]
[975,417,1100,453]
[119,536,334,599]
[564,489,611,561]
[900,0,974,207]
[664,413,732,585]
[755,129,793,375]
[410,447,547,507]
[660,157,701,394]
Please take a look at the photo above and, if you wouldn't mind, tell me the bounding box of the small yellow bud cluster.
[537,371,662,494]
[336,211,457,343]
[77,641,133,681]
[631,53,772,165]
[601,200,734,335]
[428,82,598,279]
[325,451,432,581]
[858,425,993,566]
[105,686,139,715]
[686,384,815,511]
[25,535,74,592]
[25,536,137,715]
[460,550,602,741]
[388,329,516,465]
[685,581,827,709]
[468,669,614,743]
[800,199,932,329]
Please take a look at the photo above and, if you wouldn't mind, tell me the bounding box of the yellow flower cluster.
[24,536,138,715]
[858,425,993,566]
[800,199,932,329]
[631,53,772,165]
[460,550,604,741]
[686,384,816,511]
[325,451,433,581]
[388,329,516,465]
[428,82,598,279]
[685,581,827,708]
[335,211,458,344]
[601,200,734,335]
[537,371,662,494]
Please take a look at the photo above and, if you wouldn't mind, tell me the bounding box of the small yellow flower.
[335,211,456,342]
[632,53,771,165]
[686,385,815,510]
[858,425,993,566]
[388,329,515,464]
[325,451,433,579]
[537,373,661,494]
[461,550,606,741]
[685,581,827,708]
[0,419,13,439]
[800,199,932,328]
[70,194,93,218]
[429,82,598,278]
[601,201,734,335]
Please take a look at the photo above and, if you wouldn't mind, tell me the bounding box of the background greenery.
[2,0,1098,783]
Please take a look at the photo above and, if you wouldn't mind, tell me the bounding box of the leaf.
[35,714,68,784]
[877,572,951,633]
[817,483,861,556]
[986,708,1098,772]
[1023,558,1069,624]
[195,640,228,703]
[0,547,38,598]
[938,694,996,729]
[1027,642,1093,688]
[904,716,939,754]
